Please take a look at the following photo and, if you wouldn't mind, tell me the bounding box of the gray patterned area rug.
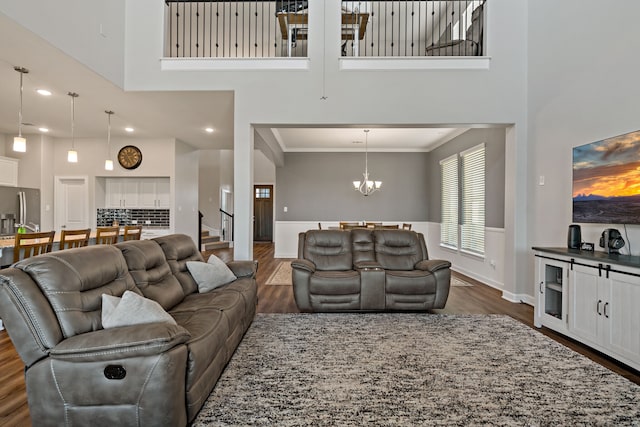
[193,314,640,426]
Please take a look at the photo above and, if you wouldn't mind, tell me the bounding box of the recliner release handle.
[104,365,127,380]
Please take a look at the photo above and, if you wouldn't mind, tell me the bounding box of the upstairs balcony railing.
[164,1,485,59]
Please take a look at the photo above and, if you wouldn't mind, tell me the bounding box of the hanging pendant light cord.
[364,129,369,177]
[14,66,28,138]
[69,92,77,150]
[18,69,23,137]
[106,110,113,155]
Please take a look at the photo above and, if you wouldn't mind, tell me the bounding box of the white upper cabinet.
[106,177,169,209]
[0,157,19,187]
[138,178,170,209]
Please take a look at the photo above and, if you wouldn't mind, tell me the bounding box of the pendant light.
[13,66,29,152]
[104,110,114,171]
[67,92,79,163]
[352,129,382,196]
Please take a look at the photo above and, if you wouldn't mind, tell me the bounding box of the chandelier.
[352,129,382,196]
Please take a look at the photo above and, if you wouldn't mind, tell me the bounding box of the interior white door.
[55,176,89,230]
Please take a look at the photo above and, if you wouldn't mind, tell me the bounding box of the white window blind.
[461,144,485,255]
[440,154,458,249]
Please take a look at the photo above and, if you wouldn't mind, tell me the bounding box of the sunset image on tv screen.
[573,129,640,223]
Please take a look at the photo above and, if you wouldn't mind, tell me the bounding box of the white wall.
[199,150,221,230]
[527,1,640,292]
[254,149,275,184]
[4,135,177,229]
[174,140,199,243]
[53,137,176,229]
[0,0,126,87]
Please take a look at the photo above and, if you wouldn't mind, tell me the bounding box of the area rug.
[193,314,640,426]
[451,276,474,287]
[265,261,292,285]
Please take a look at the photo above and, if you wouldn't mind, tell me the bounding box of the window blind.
[461,144,485,255]
[440,154,458,248]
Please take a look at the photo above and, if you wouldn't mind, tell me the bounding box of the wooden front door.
[254,185,273,242]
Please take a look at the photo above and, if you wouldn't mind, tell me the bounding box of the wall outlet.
[131,220,138,224]
[284,206,288,212]
[145,220,151,225]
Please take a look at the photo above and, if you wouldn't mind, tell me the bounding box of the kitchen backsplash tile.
[97,209,169,228]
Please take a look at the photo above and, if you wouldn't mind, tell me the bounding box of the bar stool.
[123,225,143,241]
[95,226,120,245]
[13,230,55,263]
[59,228,91,250]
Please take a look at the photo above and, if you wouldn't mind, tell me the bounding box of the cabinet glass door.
[535,256,567,331]
[544,263,564,320]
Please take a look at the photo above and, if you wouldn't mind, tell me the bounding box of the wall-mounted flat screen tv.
[573,129,640,224]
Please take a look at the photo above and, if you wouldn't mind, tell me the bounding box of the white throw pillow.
[101,291,177,329]
[187,255,237,293]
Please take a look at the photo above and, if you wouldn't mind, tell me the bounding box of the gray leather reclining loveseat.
[292,229,451,312]
[0,233,257,426]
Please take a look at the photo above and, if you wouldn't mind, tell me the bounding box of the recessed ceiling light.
[205,127,214,133]
[38,127,49,133]
[36,89,52,96]
[125,127,134,132]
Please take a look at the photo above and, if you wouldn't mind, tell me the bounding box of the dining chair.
[339,221,360,230]
[374,224,399,229]
[402,223,412,230]
[59,228,91,250]
[13,230,55,263]
[123,225,143,241]
[95,226,120,245]
[343,224,365,230]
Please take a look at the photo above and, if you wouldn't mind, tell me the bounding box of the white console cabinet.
[534,248,640,371]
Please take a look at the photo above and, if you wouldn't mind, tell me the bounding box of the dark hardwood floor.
[1,242,638,426]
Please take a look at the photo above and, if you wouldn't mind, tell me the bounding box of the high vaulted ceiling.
[0,12,469,154]
[0,12,234,150]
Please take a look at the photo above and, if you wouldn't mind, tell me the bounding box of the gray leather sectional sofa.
[0,234,257,426]
[292,229,451,312]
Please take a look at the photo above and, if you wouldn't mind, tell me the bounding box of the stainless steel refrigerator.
[0,186,41,237]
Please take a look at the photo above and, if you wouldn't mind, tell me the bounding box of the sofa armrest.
[291,259,316,273]
[227,260,258,279]
[50,323,191,363]
[415,259,451,273]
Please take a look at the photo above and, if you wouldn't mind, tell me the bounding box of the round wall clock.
[117,145,142,170]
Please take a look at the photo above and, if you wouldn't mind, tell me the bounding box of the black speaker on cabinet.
[567,224,582,249]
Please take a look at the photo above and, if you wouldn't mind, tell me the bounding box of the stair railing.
[220,208,234,242]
